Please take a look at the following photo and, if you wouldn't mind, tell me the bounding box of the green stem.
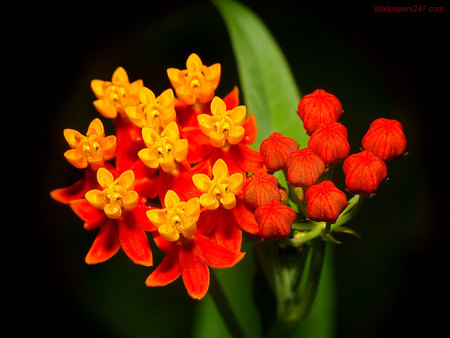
[209,270,248,338]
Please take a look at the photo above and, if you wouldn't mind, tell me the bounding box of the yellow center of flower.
[197,96,246,148]
[138,121,188,173]
[192,159,244,210]
[85,168,139,219]
[147,190,200,242]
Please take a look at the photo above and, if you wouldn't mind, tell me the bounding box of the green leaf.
[212,0,309,148]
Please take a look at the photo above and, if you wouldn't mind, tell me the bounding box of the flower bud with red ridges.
[242,171,282,209]
[260,132,298,172]
[305,180,347,224]
[297,89,342,134]
[362,118,407,162]
[343,150,387,195]
[308,122,350,164]
[254,200,296,239]
[287,148,325,188]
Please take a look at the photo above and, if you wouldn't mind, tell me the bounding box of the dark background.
[12,0,447,337]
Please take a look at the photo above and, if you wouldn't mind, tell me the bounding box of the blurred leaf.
[212,0,309,148]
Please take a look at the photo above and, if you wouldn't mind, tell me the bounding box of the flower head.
[260,132,298,172]
[167,53,221,105]
[362,118,407,162]
[85,168,139,219]
[147,190,200,242]
[193,159,244,210]
[287,148,325,188]
[343,150,387,195]
[242,171,282,209]
[138,121,188,172]
[308,122,350,164]
[125,87,176,131]
[198,96,246,148]
[91,67,143,119]
[297,89,342,134]
[254,200,296,239]
[305,180,347,224]
[63,118,116,170]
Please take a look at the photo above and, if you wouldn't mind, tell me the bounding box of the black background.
[11,0,447,337]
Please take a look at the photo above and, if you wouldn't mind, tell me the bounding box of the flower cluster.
[51,55,406,300]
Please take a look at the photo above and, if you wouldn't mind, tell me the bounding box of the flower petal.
[70,198,106,226]
[119,212,153,266]
[194,234,245,269]
[145,249,180,287]
[85,220,120,264]
[179,241,210,300]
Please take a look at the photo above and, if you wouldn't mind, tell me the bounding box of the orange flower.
[91,67,143,119]
[125,87,176,131]
[70,167,154,266]
[145,190,244,300]
[167,53,221,105]
[63,118,116,170]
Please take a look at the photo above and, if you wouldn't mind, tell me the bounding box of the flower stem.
[209,270,248,338]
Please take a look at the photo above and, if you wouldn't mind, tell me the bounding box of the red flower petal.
[145,247,180,287]
[114,116,145,171]
[223,86,240,109]
[231,200,260,234]
[194,234,245,269]
[158,162,201,203]
[213,208,243,252]
[119,212,153,266]
[69,198,106,229]
[232,144,265,174]
[50,167,99,204]
[308,122,350,164]
[242,114,258,146]
[85,219,120,264]
[179,240,210,300]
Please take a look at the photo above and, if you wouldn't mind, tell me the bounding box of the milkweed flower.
[362,118,407,162]
[69,168,154,266]
[146,190,245,300]
[63,118,116,170]
[167,53,221,105]
[308,122,350,164]
[125,87,176,131]
[193,159,259,251]
[305,180,347,224]
[138,121,189,173]
[50,118,116,204]
[343,150,388,195]
[259,132,298,172]
[297,89,342,134]
[91,67,143,119]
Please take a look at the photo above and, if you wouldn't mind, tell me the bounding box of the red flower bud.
[308,122,350,164]
[260,132,298,171]
[305,180,347,224]
[287,148,325,188]
[362,118,407,161]
[242,171,281,209]
[297,89,342,134]
[343,150,387,195]
[254,200,296,239]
